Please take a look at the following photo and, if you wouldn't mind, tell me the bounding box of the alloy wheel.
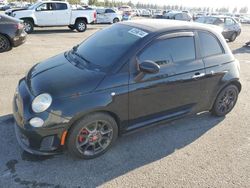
[0,36,8,51]
[216,87,237,114]
[78,23,86,31]
[76,120,113,156]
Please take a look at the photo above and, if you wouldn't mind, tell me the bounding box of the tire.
[75,20,87,32]
[68,25,75,31]
[229,32,237,42]
[67,113,118,159]
[0,34,11,53]
[113,18,119,23]
[23,19,34,34]
[211,85,239,117]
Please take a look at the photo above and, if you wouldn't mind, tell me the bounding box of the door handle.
[192,72,205,79]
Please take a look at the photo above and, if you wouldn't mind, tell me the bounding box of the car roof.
[121,19,221,34]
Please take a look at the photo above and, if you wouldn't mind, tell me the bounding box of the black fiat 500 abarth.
[13,20,241,159]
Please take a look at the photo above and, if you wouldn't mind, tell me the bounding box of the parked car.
[246,41,250,46]
[0,3,11,11]
[239,16,250,24]
[164,11,192,21]
[141,9,151,17]
[195,16,241,42]
[5,1,96,33]
[0,14,27,52]
[13,20,241,159]
[96,8,122,24]
[153,9,164,18]
[122,11,132,21]
[0,2,5,10]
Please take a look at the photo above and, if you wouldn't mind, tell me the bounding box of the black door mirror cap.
[139,60,160,74]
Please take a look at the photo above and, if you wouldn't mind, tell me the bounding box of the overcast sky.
[124,0,250,9]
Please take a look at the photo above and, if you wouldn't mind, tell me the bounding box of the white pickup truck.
[5,1,96,33]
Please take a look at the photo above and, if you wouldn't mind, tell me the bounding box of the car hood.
[5,8,27,13]
[26,53,106,98]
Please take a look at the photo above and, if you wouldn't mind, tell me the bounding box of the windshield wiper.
[71,45,91,65]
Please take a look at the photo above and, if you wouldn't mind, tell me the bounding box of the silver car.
[195,16,241,42]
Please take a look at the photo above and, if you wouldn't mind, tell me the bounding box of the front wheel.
[23,19,34,34]
[211,85,239,117]
[113,18,119,23]
[75,20,87,32]
[229,32,237,42]
[67,113,118,159]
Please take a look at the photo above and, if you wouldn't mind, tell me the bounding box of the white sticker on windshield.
[128,28,148,38]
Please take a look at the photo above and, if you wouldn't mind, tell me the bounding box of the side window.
[36,3,54,11]
[225,18,235,26]
[139,36,196,66]
[198,31,223,57]
[105,9,115,13]
[55,3,67,10]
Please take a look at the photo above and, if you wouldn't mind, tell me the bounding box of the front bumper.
[13,79,69,155]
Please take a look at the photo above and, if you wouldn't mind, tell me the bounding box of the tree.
[233,7,238,13]
[88,0,98,5]
[239,6,248,13]
[68,0,80,4]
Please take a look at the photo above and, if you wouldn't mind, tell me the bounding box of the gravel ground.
[0,23,249,188]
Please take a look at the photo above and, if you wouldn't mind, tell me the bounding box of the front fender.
[49,86,129,131]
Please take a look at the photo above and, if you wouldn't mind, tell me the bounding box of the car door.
[96,9,105,23]
[35,3,56,26]
[105,9,116,23]
[174,13,183,20]
[53,3,70,25]
[197,31,229,109]
[128,32,206,130]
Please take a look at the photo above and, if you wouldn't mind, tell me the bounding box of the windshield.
[28,2,40,10]
[73,24,148,68]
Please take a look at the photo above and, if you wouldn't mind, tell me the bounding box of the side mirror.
[139,60,160,74]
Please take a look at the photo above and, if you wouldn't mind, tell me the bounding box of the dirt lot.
[0,23,250,188]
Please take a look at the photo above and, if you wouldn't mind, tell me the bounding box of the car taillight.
[15,23,24,30]
[94,11,96,20]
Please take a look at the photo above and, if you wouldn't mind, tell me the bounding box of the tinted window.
[55,3,67,10]
[105,9,115,13]
[97,9,105,14]
[139,36,195,66]
[198,31,223,57]
[75,25,145,68]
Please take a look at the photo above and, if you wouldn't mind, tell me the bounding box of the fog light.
[29,117,44,128]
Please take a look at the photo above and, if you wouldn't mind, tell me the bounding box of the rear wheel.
[211,85,239,117]
[75,20,87,32]
[67,113,118,159]
[0,34,11,53]
[23,19,34,34]
[229,32,237,42]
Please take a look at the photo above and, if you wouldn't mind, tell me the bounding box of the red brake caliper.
[78,129,89,143]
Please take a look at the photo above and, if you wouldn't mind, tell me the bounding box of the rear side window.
[139,36,196,66]
[198,31,223,57]
[55,3,67,10]
[105,9,115,13]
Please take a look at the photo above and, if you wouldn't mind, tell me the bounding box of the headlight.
[32,93,52,113]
